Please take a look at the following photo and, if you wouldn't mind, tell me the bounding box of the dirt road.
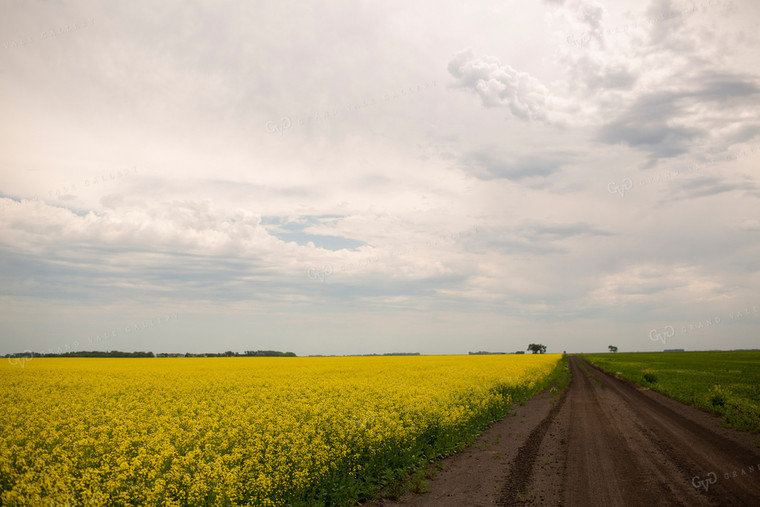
[377,356,760,506]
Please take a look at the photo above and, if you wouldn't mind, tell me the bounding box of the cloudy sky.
[1,0,759,356]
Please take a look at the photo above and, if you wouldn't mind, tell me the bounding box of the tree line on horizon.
[4,350,297,358]
[6,346,558,358]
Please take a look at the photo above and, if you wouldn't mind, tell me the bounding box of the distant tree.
[608,345,618,353]
[527,343,547,354]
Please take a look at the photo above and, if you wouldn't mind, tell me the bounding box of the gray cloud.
[461,149,569,181]
[669,176,760,201]
[470,222,612,257]
[597,91,699,159]
[597,71,760,161]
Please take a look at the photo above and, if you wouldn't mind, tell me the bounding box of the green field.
[582,351,760,433]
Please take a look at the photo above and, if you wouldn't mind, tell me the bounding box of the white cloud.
[448,49,551,122]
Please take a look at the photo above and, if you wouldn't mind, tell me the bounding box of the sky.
[1,0,759,356]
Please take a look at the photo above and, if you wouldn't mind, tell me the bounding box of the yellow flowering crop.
[1,354,561,506]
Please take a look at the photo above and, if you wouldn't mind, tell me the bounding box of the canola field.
[0,354,562,506]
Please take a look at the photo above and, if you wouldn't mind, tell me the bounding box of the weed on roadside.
[709,384,731,407]
[517,490,532,502]
[642,369,658,384]
[409,470,429,494]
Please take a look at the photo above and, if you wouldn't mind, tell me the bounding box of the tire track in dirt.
[497,378,569,504]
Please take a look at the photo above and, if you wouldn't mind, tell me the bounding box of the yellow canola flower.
[0,354,560,506]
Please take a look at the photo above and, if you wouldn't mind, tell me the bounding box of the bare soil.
[374,356,760,506]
